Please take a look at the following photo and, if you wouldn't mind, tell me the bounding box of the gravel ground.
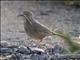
[1,1,80,48]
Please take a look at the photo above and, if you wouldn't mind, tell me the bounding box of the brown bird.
[18,11,52,43]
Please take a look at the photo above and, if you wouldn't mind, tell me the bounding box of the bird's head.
[18,11,33,25]
[18,11,32,17]
[23,11,32,17]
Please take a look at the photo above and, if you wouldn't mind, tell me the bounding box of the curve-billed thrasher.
[18,11,52,42]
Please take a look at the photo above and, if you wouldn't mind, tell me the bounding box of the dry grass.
[52,31,80,53]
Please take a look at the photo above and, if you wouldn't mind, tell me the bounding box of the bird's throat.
[23,15,33,25]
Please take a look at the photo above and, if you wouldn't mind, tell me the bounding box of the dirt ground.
[1,1,80,47]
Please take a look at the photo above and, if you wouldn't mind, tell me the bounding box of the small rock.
[0,54,13,60]
[46,45,70,56]
[0,53,24,60]
[0,48,13,54]
[30,54,48,60]
[0,41,11,47]
[16,46,31,55]
[28,47,45,54]
[9,53,23,60]
[0,41,18,48]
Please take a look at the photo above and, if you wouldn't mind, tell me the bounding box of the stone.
[46,45,70,56]
[16,46,31,55]
[30,54,48,60]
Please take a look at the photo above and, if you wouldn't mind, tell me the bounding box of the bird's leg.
[38,39,47,49]
[35,39,43,47]
[39,39,43,43]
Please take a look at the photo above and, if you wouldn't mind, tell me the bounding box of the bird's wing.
[33,20,52,35]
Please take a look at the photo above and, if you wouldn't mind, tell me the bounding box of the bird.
[18,11,80,52]
[18,11,52,43]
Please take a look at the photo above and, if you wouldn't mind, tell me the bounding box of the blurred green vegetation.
[34,0,80,6]
[62,1,80,6]
[52,31,80,53]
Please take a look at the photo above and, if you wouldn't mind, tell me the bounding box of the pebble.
[0,41,80,60]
